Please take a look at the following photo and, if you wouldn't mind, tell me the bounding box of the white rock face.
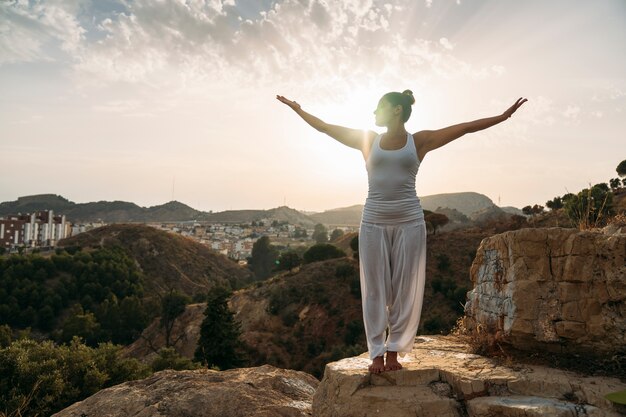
[312,335,626,417]
[464,227,626,355]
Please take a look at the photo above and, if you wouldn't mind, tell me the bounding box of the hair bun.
[402,89,415,105]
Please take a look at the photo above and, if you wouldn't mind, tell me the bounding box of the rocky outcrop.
[463,227,626,356]
[312,335,626,417]
[53,365,318,417]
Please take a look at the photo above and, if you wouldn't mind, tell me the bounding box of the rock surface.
[463,227,626,355]
[312,335,626,417]
[53,365,319,417]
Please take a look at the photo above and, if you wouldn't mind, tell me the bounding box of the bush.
[335,263,356,280]
[0,337,150,417]
[350,235,359,261]
[150,347,200,372]
[564,184,614,228]
[436,254,451,272]
[275,251,302,272]
[423,316,445,333]
[344,320,365,346]
[303,244,345,264]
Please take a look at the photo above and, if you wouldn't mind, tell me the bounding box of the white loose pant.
[358,219,427,360]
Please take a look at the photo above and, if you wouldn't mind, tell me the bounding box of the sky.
[1,0,625,213]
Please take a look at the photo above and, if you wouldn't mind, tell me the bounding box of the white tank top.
[362,133,424,224]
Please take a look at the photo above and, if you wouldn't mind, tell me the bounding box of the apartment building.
[0,210,71,249]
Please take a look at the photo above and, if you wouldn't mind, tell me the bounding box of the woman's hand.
[502,97,528,119]
[276,95,301,111]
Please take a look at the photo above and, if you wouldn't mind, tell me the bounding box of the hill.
[1,192,521,226]
[309,205,364,226]
[197,205,316,226]
[0,194,74,214]
[123,225,494,377]
[0,194,202,222]
[309,192,517,226]
[58,224,254,297]
[420,191,497,217]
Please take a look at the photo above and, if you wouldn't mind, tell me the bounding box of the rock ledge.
[54,365,318,417]
[313,335,625,417]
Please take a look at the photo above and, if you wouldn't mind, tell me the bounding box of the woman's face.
[373,98,399,127]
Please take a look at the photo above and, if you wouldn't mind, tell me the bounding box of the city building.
[0,210,71,250]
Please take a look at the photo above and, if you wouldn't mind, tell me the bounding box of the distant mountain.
[501,206,525,216]
[266,206,316,226]
[58,224,254,297]
[0,194,201,223]
[309,192,517,226]
[309,204,364,225]
[1,192,521,226]
[0,194,74,214]
[197,205,316,226]
[420,192,497,217]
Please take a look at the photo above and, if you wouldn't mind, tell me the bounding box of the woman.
[276,91,527,373]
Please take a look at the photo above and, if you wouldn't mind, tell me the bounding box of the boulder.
[463,227,626,355]
[312,335,625,417]
[53,365,318,417]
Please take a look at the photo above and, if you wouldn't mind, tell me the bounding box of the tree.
[303,244,346,264]
[330,229,344,241]
[275,251,302,272]
[151,347,199,371]
[424,212,449,234]
[312,223,328,243]
[293,227,307,238]
[522,204,544,216]
[564,184,614,228]
[617,159,626,177]
[350,235,359,262]
[159,290,191,348]
[546,196,563,210]
[59,305,101,346]
[194,287,245,370]
[609,178,622,190]
[249,236,278,279]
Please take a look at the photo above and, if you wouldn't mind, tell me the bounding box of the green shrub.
[303,244,345,264]
[344,320,365,346]
[150,347,200,372]
[0,337,149,417]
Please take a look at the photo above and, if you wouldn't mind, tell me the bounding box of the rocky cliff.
[463,226,626,356]
[312,334,626,417]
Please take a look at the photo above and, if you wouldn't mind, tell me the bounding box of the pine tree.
[194,287,245,370]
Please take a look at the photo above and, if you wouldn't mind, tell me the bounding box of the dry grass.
[450,317,626,381]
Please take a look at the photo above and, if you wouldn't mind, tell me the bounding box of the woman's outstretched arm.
[416,97,527,159]
[276,95,376,155]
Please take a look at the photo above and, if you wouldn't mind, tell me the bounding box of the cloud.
[562,105,580,119]
[2,0,507,100]
[0,0,85,64]
[439,37,454,50]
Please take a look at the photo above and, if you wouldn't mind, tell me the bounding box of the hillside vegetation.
[58,224,254,297]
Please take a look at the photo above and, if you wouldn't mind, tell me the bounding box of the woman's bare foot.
[385,351,403,371]
[368,356,385,374]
